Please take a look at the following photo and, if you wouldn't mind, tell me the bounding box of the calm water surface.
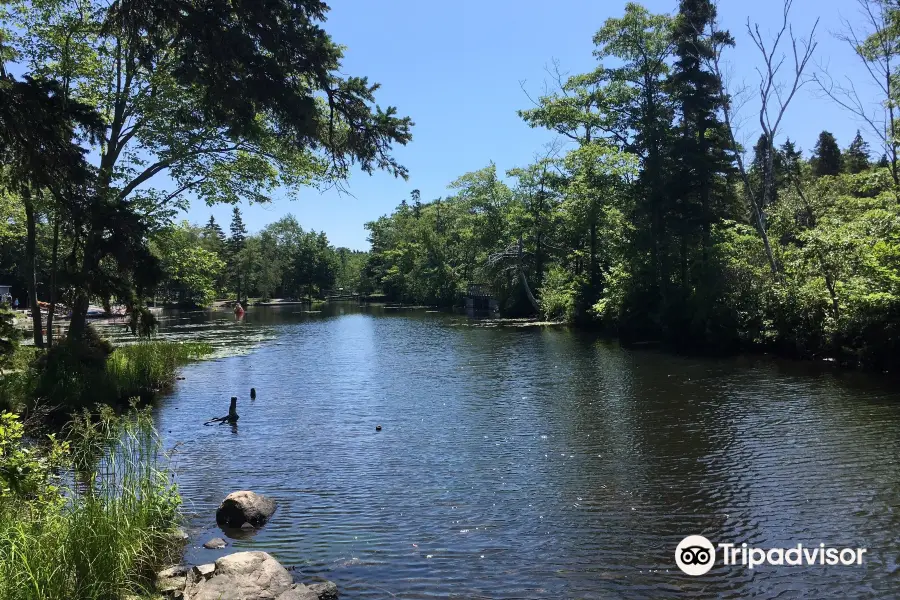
[105,305,900,598]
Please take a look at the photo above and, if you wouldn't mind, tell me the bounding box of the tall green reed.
[0,406,183,600]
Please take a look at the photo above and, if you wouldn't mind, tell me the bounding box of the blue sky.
[187,1,871,248]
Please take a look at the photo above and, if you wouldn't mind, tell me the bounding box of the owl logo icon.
[675,535,716,576]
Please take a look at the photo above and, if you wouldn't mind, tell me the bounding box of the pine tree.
[228,207,248,301]
[205,215,226,245]
[412,189,422,219]
[780,139,803,180]
[668,0,735,286]
[811,131,842,177]
[843,130,871,174]
[751,134,784,205]
[229,207,247,251]
[877,153,891,169]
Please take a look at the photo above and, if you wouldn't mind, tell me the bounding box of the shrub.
[541,266,577,322]
[27,327,211,412]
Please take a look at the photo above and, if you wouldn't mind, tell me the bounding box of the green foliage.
[844,130,871,174]
[0,412,68,505]
[105,342,212,401]
[811,131,843,177]
[0,407,182,600]
[540,266,576,322]
[151,221,225,306]
[0,304,20,373]
[364,164,519,306]
[1,0,412,339]
[356,1,900,370]
[28,326,211,412]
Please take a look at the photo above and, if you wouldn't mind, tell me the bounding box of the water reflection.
[146,304,900,598]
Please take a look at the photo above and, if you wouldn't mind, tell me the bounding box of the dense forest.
[361,1,900,369]
[150,208,368,306]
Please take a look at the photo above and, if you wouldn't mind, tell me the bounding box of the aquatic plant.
[105,341,212,401]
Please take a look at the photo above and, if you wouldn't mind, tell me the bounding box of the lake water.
[110,304,900,598]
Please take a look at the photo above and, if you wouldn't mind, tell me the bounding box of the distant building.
[0,284,10,299]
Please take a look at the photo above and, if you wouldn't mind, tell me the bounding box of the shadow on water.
[143,304,899,599]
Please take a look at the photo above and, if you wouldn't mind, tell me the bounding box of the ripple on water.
[149,306,900,599]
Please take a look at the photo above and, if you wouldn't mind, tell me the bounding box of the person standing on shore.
[13,298,18,310]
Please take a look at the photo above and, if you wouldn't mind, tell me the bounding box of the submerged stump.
[204,397,240,426]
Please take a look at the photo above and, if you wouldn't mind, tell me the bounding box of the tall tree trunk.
[23,191,44,348]
[46,213,60,347]
[68,238,98,341]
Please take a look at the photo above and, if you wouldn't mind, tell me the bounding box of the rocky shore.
[157,552,337,600]
[155,491,337,600]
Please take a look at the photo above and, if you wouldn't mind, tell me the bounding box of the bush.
[28,326,211,412]
[0,407,182,600]
[540,266,577,322]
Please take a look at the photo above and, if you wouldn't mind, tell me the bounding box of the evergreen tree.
[412,189,422,219]
[844,130,871,174]
[205,215,226,245]
[811,131,842,176]
[877,153,891,169]
[228,207,248,301]
[780,139,803,181]
[229,207,247,251]
[668,0,735,288]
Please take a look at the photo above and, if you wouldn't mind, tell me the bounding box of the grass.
[0,407,182,600]
[106,342,212,401]
[0,335,213,414]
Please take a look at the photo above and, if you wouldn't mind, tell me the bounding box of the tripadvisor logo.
[674,535,868,575]
[675,535,716,575]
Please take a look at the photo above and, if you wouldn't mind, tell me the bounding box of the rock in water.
[275,581,339,600]
[203,537,227,549]
[184,552,292,600]
[216,491,277,528]
[307,581,339,600]
[181,552,339,600]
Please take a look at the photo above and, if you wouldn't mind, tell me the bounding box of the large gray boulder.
[215,491,277,528]
[185,551,292,599]
[171,551,338,600]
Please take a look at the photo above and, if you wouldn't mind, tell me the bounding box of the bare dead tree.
[709,0,818,276]
[813,0,900,187]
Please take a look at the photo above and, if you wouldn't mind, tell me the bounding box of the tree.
[151,221,225,306]
[411,189,422,219]
[204,216,226,247]
[814,0,900,186]
[2,0,413,339]
[668,0,735,287]
[707,0,817,278]
[228,207,248,301]
[811,131,843,176]
[844,130,872,174]
[589,3,676,321]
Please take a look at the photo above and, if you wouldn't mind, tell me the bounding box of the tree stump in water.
[250,388,256,399]
[204,397,240,426]
[227,397,239,424]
